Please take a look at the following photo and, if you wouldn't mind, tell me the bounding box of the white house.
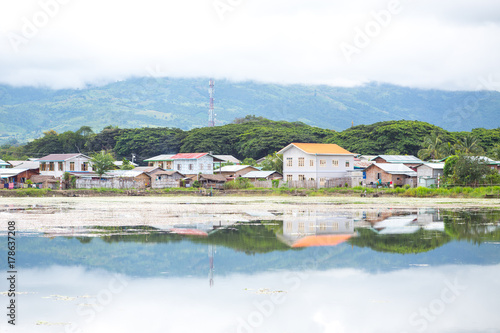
[38,153,93,178]
[416,163,445,188]
[143,154,175,169]
[170,153,223,175]
[277,143,356,187]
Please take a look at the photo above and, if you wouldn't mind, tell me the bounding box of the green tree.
[447,155,490,185]
[90,151,115,178]
[120,158,134,170]
[242,157,257,166]
[260,153,283,173]
[454,134,483,155]
[418,132,443,160]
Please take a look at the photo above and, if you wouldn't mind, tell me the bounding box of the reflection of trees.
[443,210,500,245]
[349,228,452,254]
[78,222,290,255]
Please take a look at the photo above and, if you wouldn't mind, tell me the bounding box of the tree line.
[1,118,499,167]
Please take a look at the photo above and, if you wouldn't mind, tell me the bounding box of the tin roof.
[0,169,29,178]
[372,155,423,163]
[241,171,282,178]
[213,155,241,164]
[278,143,354,155]
[38,154,89,161]
[8,161,39,170]
[214,165,258,172]
[419,163,445,170]
[143,154,175,162]
[369,163,417,176]
[0,159,11,167]
[171,153,208,159]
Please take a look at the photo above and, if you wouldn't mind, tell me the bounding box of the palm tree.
[418,132,442,160]
[454,134,483,155]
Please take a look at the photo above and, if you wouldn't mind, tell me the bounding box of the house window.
[286,158,292,167]
[286,175,293,181]
[189,164,193,171]
[310,160,314,167]
[320,160,326,167]
[177,164,182,171]
[207,164,212,170]
[200,164,204,170]
[298,175,305,181]
[286,221,292,231]
[49,162,55,171]
[320,177,326,184]
[58,162,63,171]
[377,173,381,180]
[345,221,350,229]
[148,162,153,166]
[298,157,304,167]
[70,162,75,171]
[345,161,350,168]
[332,160,339,167]
[41,162,46,171]
[332,222,339,231]
[159,162,164,168]
[309,178,315,181]
[319,223,326,231]
[298,222,305,233]
[82,162,88,171]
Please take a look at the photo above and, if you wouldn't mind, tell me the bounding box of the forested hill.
[1,77,500,144]
[2,119,499,163]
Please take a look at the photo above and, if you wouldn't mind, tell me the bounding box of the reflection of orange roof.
[292,234,353,248]
[282,143,353,155]
[170,229,208,237]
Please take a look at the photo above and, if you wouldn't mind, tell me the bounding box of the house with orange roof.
[277,143,356,187]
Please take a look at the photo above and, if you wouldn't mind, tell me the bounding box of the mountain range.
[1,77,499,144]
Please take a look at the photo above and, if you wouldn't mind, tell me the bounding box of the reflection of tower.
[208,244,216,287]
[208,79,215,127]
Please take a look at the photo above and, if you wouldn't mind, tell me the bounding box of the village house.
[197,174,227,189]
[213,155,241,168]
[213,165,259,179]
[0,168,40,188]
[241,170,283,181]
[38,153,93,178]
[30,175,58,189]
[144,155,175,169]
[370,155,423,168]
[277,143,356,187]
[416,163,445,188]
[365,163,417,187]
[0,158,10,168]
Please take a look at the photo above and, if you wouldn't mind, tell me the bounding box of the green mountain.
[1,77,500,144]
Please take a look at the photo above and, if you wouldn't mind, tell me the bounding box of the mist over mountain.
[1,77,499,144]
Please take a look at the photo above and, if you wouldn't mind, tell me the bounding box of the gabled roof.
[0,159,11,167]
[38,153,89,161]
[8,161,39,170]
[0,169,29,178]
[171,153,208,159]
[372,155,422,163]
[199,174,227,182]
[241,170,282,178]
[418,163,445,170]
[214,165,258,173]
[213,155,241,164]
[113,161,138,167]
[368,163,417,176]
[106,170,150,178]
[133,166,162,173]
[143,154,175,162]
[278,143,354,155]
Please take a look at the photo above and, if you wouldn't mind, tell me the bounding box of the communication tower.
[208,79,215,127]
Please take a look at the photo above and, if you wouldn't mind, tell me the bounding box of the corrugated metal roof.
[214,165,257,172]
[213,155,241,164]
[0,169,29,177]
[107,170,148,178]
[38,154,88,161]
[171,153,208,159]
[372,155,422,163]
[143,154,175,161]
[371,163,417,176]
[241,171,281,178]
[420,163,445,170]
[8,161,39,169]
[0,159,11,166]
[278,143,354,155]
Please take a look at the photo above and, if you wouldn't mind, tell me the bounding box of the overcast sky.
[1,0,499,90]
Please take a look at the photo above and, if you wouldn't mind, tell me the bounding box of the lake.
[1,198,500,333]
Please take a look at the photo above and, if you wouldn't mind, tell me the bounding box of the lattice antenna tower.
[208,79,215,127]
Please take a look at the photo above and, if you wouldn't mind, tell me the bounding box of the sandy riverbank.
[1,196,500,231]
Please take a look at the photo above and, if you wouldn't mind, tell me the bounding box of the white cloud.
[0,0,499,90]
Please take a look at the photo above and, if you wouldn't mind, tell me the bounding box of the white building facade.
[38,154,93,178]
[277,143,356,187]
[171,153,220,175]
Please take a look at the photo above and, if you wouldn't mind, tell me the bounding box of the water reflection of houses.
[367,209,445,234]
[279,211,355,247]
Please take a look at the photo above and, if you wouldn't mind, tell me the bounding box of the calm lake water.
[1,207,500,333]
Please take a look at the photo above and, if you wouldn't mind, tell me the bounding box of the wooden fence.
[76,178,147,189]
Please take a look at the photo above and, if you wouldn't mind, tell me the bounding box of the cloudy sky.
[1,0,499,90]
